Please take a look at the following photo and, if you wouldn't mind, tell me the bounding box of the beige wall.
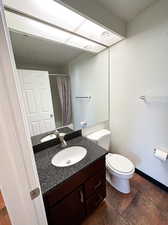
[109,0,168,186]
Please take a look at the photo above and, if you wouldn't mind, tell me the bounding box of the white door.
[19,69,56,136]
[0,2,48,225]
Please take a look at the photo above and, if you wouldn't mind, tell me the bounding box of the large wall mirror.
[5,9,109,143]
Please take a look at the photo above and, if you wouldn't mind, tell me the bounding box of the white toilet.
[87,129,135,194]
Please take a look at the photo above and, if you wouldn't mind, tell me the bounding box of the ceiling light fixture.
[5,0,123,53]
[50,0,123,47]
[5,10,104,53]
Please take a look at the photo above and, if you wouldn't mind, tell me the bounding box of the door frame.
[0,1,48,225]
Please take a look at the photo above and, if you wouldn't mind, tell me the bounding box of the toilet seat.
[106,153,134,175]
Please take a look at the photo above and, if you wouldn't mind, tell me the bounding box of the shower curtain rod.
[49,74,69,77]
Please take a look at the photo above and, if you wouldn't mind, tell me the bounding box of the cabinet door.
[48,186,85,225]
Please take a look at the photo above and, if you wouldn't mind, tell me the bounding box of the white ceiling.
[10,31,84,67]
[94,0,158,22]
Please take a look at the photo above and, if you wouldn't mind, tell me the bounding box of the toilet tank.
[86,129,111,151]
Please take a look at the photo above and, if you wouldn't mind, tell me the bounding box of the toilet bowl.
[106,153,134,193]
[87,129,135,194]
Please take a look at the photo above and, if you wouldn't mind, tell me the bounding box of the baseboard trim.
[135,168,168,193]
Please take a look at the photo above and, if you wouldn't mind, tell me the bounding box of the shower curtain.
[56,76,72,126]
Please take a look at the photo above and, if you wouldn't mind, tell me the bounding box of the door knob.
[50,114,53,118]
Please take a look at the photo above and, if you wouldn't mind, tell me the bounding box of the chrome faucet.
[54,129,67,147]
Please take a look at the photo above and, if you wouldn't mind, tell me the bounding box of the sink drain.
[66,160,71,165]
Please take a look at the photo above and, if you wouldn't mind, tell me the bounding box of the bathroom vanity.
[34,134,107,225]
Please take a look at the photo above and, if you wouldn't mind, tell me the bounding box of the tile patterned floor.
[82,174,168,225]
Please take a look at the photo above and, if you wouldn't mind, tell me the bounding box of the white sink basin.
[40,134,56,143]
[51,146,87,167]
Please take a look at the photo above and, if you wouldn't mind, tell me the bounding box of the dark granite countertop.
[35,136,106,195]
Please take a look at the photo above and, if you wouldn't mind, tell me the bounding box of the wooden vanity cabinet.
[49,186,85,225]
[84,171,106,215]
[44,156,106,225]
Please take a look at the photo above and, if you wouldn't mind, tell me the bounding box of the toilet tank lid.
[86,129,111,141]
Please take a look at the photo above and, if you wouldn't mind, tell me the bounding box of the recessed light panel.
[5,0,123,53]
[5,11,71,43]
[26,0,123,47]
[76,19,122,46]
[66,36,105,53]
[5,11,104,53]
[34,0,85,31]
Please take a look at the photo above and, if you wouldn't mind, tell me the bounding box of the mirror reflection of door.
[18,69,56,136]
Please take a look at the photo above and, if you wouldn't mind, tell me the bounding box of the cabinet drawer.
[86,185,106,215]
[84,170,105,199]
